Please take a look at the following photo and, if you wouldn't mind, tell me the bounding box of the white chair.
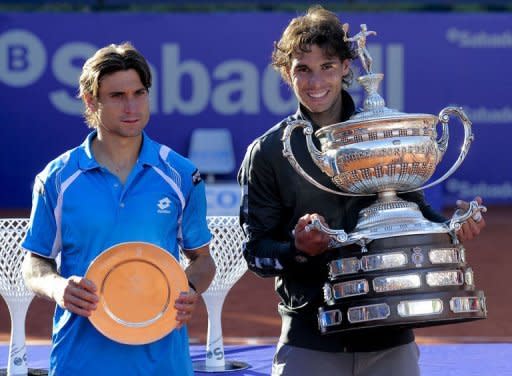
[188,129,236,183]
[181,216,249,373]
[0,218,42,376]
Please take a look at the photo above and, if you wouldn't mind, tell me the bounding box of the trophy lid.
[317,73,437,137]
[336,73,436,129]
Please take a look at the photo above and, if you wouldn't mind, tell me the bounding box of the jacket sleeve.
[238,138,299,278]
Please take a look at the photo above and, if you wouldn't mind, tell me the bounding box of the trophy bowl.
[316,113,443,194]
[283,74,473,199]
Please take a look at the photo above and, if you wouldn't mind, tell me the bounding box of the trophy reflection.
[282,23,487,333]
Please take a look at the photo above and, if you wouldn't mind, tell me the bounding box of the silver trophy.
[282,24,487,333]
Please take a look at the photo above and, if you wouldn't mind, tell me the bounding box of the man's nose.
[308,71,323,87]
[123,97,137,112]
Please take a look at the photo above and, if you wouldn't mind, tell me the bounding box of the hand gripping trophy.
[282,23,487,333]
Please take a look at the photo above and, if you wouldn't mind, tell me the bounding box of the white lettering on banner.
[446,28,512,48]
[0,29,46,87]
[0,29,403,116]
[262,66,298,114]
[446,179,512,199]
[162,43,296,115]
[212,60,259,115]
[49,42,97,115]
[459,106,512,124]
[162,44,210,115]
[386,44,404,111]
[148,63,159,113]
[205,183,240,216]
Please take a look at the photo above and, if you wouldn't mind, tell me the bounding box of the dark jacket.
[238,90,446,352]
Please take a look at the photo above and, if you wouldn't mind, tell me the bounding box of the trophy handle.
[406,106,474,193]
[282,120,362,197]
[447,200,487,233]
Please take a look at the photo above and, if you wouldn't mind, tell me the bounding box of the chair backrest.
[0,218,33,299]
[188,128,235,176]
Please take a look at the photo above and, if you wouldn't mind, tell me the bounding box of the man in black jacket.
[238,5,485,376]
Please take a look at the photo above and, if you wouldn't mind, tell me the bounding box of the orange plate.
[85,241,188,345]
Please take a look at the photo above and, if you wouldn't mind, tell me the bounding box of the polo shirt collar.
[137,132,160,167]
[77,130,160,171]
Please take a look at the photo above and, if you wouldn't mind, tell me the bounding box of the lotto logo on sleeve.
[157,197,172,214]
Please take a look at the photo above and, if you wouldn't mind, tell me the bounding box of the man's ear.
[284,67,292,85]
[342,59,351,75]
[84,93,97,112]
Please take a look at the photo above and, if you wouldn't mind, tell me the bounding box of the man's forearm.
[183,246,215,294]
[22,251,63,302]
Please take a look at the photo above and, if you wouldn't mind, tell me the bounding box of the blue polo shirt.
[22,131,211,376]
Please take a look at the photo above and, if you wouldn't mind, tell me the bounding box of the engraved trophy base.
[318,290,486,334]
[318,233,487,334]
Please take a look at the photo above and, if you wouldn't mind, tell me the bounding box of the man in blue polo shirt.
[21,42,216,376]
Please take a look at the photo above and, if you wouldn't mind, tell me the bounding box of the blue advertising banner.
[1,12,511,210]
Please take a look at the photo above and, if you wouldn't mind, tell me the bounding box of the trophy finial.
[343,22,377,75]
[343,22,389,117]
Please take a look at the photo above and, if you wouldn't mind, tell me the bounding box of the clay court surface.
[1,206,511,345]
